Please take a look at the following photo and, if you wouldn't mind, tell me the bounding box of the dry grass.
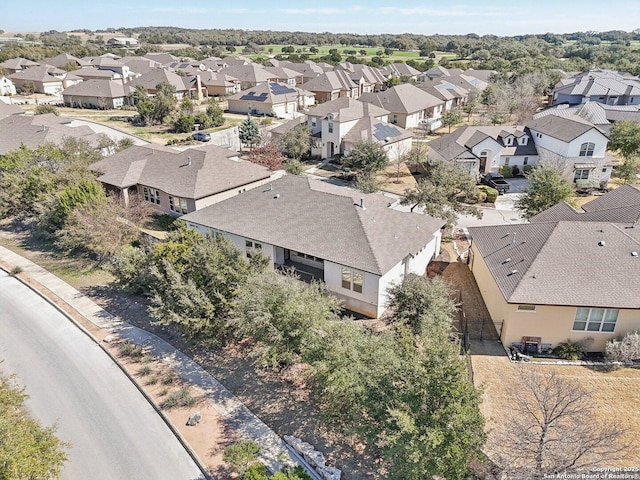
[472,354,640,465]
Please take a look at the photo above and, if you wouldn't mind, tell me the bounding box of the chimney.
[359,198,365,209]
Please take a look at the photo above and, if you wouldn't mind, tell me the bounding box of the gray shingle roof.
[359,83,442,114]
[62,79,127,98]
[182,175,445,275]
[526,115,599,142]
[470,221,640,308]
[90,144,271,200]
[307,97,388,122]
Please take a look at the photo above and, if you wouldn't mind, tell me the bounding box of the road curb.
[0,261,214,480]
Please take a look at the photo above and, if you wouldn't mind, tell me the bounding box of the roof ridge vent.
[632,251,638,257]
[598,240,606,247]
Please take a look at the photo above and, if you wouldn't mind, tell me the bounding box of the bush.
[157,214,178,231]
[552,340,585,360]
[511,165,520,176]
[174,114,195,133]
[606,331,640,362]
[499,165,513,178]
[477,185,498,203]
[161,387,196,409]
[242,463,268,480]
[223,440,261,475]
[576,178,600,191]
[523,164,533,174]
[118,341,144,359]
[10,265,23,275]
[34,104,59,115]
[284,158,304,175]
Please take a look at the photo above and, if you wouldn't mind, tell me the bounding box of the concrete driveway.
[505,177,528,193]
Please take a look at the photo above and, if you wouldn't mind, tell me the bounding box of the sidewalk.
[0,245,297,475]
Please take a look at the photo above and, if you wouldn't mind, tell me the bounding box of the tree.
[606,330,640,362]
[613,154,640,184]
[386,274,457,336]
[462,91,480,121]
[205,102,225,127]
[442,108,463,133]
[402,160,482,225]
[0,372,69,480]
[173,114,194,133]
[239,115,259,150]
[516,165,574,219]
[151,81,177,124]
[231,269,341,368]
[247,139,284,170]
[344,140,389,176]
[488,369,629,479]
[278,123,311,161]
[609,120,640,159]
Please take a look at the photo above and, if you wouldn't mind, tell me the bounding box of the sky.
[2,0,640,37]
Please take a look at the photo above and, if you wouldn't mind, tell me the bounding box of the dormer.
[505,136,514,146]
[519,135,529,146]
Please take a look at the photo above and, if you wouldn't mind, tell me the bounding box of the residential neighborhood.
[2,10,640,480]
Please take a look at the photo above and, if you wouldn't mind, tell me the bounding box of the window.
[579,142,595,157]
[143,187,160,205]
[505,137,513,146]
[574,169,591,181]
[573,308,618,332]
[517,305,536,311]
[504,157,510,166]
[602,168,607,173]
[341,267,364,293]
[524,157,529,165]
[328,122,333,133]
[310,118,316,127]
[245,240,262,258]
[169,196,188,214]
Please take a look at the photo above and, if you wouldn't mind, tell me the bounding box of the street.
[0,271,205,480]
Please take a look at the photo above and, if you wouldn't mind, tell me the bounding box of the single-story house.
[89,144,273,216]
[62,79,130,109]
[182,175,446,317]
[468,184,640,353]
[227,82,315,118]
[8,65,69,95]
[0,57,40,75]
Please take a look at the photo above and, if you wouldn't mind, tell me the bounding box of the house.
[141,53,180,67]
[0,76,17,96]
[107,37,139,48]
[41,53,89,69]
[72,67,124,82]
[551,69,640,106]
[182,175,446,317]
[305,97,412,161]
[380,63,422,81]
[8,65,69,95]
[0,110,107,155]
[218,64,276,90]
[263,66,303,86]
[336,63,388,95]
[89,144,273,216]
[429,114,613,184]
[359,83,444,130]
[468,185,640,352]
[526,114,614,184]
[226,82,315,118]
[427,125,538,178]
[0,57,40,75]
[62,79,130,109]
[198,71,241,97]
[127,69,194,100]
[535,102,640,135]
[301,70,360,103]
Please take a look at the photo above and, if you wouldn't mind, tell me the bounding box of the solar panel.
[270,83,297,95]
[239,92,269,102]
[373,123,401,141]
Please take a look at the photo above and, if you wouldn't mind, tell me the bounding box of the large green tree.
[345,140,389,175]
[442,108,463,133]
[516,165,574,219]
[239,115,260,149]
[402,160,482,225]
[278,123,311,161]
[609,120,640,159]
[0,372,69,480]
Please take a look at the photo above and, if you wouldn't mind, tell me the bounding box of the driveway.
[505,176,528,193]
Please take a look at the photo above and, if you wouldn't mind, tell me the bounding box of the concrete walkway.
[0,245,300,476]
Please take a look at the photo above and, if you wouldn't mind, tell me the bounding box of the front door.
[327,142,335,158]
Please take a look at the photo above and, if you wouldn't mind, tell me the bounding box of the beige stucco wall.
[471,243,640,351]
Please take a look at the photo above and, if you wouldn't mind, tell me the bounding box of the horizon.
[3,0,640,37]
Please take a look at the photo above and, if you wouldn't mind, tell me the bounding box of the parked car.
[481,172,510,194]
[192,131,211,142]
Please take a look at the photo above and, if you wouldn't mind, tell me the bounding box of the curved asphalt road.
[0,271,205,480]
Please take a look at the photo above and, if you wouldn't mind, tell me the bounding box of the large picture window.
[143,187,160,205]
[169,196,188,214]
[572,308,618,332]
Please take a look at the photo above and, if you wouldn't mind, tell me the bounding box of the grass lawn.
[472,353,640,466]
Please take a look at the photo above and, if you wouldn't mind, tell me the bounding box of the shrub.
[242,463,268,480]
[161,387,196,409]
[499,165,513,178]
[223,440,261,475]
[34,104,59,115]
[284,158,304,175]
[552,340,585,360]
[576,178,600,191]
[511,165,520,176]
[137,365,152,376]
[478,185,498,203]
[10,266,23,275]
[174,114,195,133]
[157,214,178,231]
[523,164,533,174]
[118,341,144,359]
[606,331,640,362]
[162,374,176,385]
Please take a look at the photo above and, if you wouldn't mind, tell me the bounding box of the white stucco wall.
[324,260,380,317]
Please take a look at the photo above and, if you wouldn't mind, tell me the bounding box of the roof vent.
[632,252,638,257]
[507,269,518,276]
[359,198,365,210]
[187,156,191,166]
[598,240,606,247]
[502,258,511,264]
[274,194,280,199]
